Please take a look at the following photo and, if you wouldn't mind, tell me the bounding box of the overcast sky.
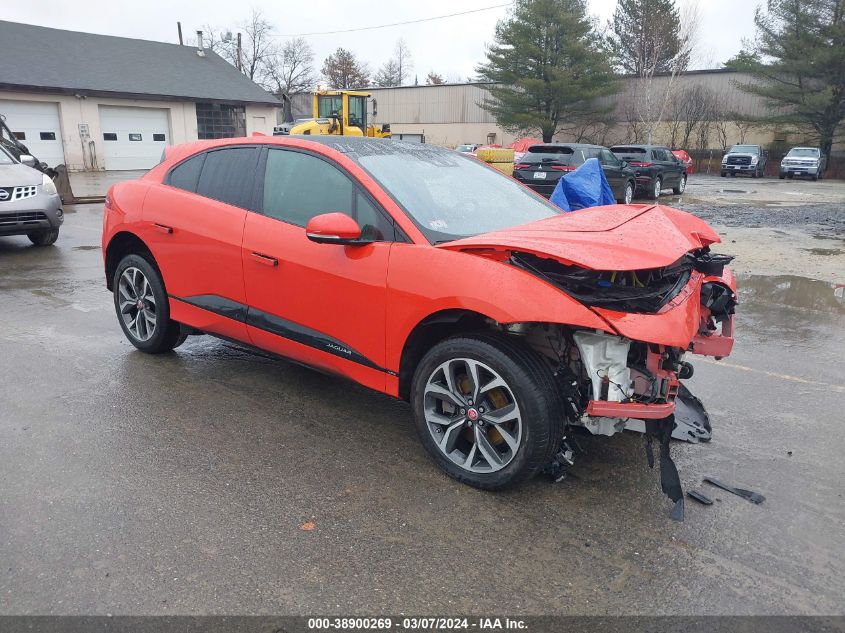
[4,0,760,82]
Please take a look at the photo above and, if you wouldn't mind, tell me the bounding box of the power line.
[273,3,511,37]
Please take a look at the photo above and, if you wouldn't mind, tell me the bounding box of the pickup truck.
[720,144,767,178]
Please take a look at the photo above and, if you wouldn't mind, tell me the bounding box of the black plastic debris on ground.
[704,476,765,504]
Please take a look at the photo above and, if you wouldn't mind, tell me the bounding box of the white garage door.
[99,106,170,170]
[0,100,65,167]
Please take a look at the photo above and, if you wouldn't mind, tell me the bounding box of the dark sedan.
[513,144,636,204]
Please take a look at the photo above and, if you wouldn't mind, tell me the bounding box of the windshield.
[786,148,819,157]
[729,145,759,154]
[356,145,561,242]
[455,145,474,153]
[0,147,15,165]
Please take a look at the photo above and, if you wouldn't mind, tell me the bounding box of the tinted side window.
[356,191,394,242]
[196,147,260,208]
[263,149,353,226]
[262,149,395,241]
[599,149,620,166]
[167,153,206,193]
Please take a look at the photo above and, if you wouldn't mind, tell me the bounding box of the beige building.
[287,70,827,152]
[0,20,280,171]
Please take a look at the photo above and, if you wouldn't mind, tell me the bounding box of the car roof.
[789,146,820,150]
[529,143,604,150]
[611,144,668,150]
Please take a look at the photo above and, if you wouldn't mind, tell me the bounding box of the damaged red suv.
[102,136,736,498]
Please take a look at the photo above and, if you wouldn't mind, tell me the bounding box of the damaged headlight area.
[511,249,734,313]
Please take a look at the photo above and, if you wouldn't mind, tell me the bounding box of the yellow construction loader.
[275,90,391,138]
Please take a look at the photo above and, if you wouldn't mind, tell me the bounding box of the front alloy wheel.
[424,358,523,474]
[118,267,157,342]
[652,177,662,199]
[411,334,564,490]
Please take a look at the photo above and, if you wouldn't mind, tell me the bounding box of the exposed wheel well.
[398,309,497,401]
[105,231,154,291]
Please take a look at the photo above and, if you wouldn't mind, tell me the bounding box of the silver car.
[0,147,63,245]
[779,147,827,181]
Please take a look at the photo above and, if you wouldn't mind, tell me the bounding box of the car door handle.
[153,223,173,234]
[251,252,278,267]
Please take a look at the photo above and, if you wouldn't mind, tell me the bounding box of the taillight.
[629,161,653,167]
[514,163,531,170]
[550,165,575,171]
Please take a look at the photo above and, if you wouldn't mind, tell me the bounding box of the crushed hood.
[438,204,721,270]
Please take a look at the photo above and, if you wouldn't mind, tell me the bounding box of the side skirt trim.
[170,293,397,376]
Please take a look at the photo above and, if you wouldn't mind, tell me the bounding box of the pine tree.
[476,0,618,142]
[321,48,370,89]
[605,0,688,75]
[727,0,845,163]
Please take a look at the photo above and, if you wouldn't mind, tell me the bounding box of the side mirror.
[305,212,366,245]
[19,154,36,167]
[621,160,628,169]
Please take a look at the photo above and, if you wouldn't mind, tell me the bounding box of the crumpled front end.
[512,248,737,441]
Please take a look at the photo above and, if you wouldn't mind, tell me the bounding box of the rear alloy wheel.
[27,228,59,246]
[672,174,687,195]
[651,177,662,199]
[621,181,634,204]
[411,334,563,490]
[113,254,187,353]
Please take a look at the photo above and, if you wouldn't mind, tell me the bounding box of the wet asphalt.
[1,196,844,616]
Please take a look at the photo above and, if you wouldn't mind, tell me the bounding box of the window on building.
[153,133,166,142]
[13,132,26,140]
[196,103,247,139]
[195,147,260,208]
[39,132,56,141]
[129,134,142,141]
[103,133,118,141]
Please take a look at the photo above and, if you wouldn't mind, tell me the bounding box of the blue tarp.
[549,158,616,212]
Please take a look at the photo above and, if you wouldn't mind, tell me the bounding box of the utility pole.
[236,32,242,72]
[177,21,183,45]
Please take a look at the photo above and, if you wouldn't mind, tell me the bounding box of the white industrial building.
[0,20,280,171]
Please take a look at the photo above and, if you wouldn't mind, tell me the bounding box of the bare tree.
[712,98,731,151]
[374,39,413,87]
[626,0,702,144]
[265,38,316,121]
[426,72,445,85]
[734,118,756,144]
[198,10,277,88]
[394,38,413,85]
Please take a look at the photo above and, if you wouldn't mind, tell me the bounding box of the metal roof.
[0,20,280,106]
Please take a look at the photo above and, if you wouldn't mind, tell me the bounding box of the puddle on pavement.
[72,245,100,251]
[739,274,845,314]
[717,189,756,194]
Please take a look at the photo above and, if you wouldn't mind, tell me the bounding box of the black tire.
[812,172,819,181]
[651,176,662,199]
[672,174,687,195]
[618,180,634,205]
[720,172,726,177]
[730,172,736,177]
[779,173,785,179]
[27,228,59,246]
[411,333,564,490]
[818,169,823,181]
[113,253,186,354]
